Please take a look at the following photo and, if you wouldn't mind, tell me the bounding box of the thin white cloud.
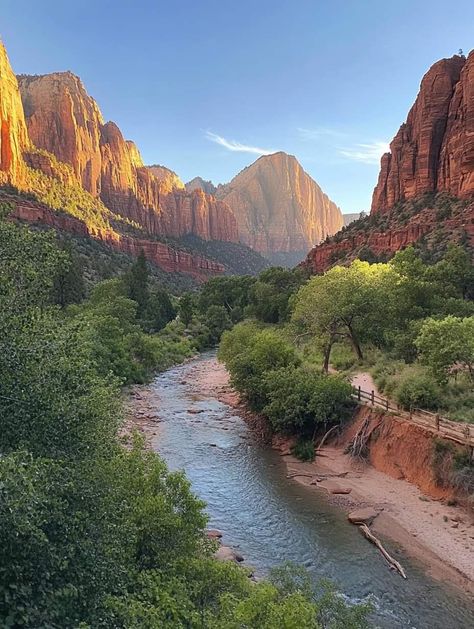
[205,131,274,156]
[298,127,347,140]
[339,141,390,164]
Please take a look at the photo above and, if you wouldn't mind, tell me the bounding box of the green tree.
[202,305,232,345]
[51,242,86,307]
[415,316,474,382]
[179,292,196,326]
[142,288,176,332]
[198,275,256,321]
[124,250,149,316]
[250,267,305,323]
[224,329,300,410]
[264,366,354,436]
[292,261,395,371]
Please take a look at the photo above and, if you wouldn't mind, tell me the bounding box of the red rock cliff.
[3,192,224,281]
[0,44,30,185]
[216,152,343,253]
[372,52,474,212]
[17,73,238,242]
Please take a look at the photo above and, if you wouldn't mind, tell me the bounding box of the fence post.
[371,390,375,406]
[358,385,361,401]
[435,414,440,431]
[386,398,389,411]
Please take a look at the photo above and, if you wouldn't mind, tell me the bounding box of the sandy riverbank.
[187,355,474,597]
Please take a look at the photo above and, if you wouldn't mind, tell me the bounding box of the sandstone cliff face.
[372,52,474,212]
[18,72,104,196]
[216,152,343,253]
[147,165,185,193]
[17,72,238,243]
[0,44,30,185]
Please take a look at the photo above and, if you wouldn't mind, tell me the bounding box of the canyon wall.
[17,72,238,242]
[372,52,474,213]
[303,51,474,274]
[216,152,343,253]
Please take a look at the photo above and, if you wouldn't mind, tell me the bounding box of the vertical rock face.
[18,72,104,196]
[372,52,474,212]
[216,152,343,253]
[0,43,29,185]
[17,72,238,242]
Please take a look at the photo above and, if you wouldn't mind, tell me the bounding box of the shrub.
[331,343,357,371]
[395,370,441,410]
[291,439,316,462]
[224,329,300,411]
[218,320,263,366]
[264,365,354,435]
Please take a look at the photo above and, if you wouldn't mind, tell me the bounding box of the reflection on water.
[150,356,473,629]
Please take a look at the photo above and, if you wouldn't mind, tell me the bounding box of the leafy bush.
[395,370,441,410]
[218,320,264,365]
[221,327,300,411]
[264,366,354,435]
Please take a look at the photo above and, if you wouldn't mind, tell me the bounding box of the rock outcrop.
[185,176,217,195]
[17,72,238,243]
[216,152,343,253]
[302,201,474,274]
[4,191,224,280]
[0,43,30,185]
[372,52,474,212]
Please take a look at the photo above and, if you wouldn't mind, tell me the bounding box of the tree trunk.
[322,338,334,373]
[347,323,363,360]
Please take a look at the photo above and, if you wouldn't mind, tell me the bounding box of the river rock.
[206,529,223,539]
[347,508,379,525]
[325,480,352,494]
[215,546,244,563]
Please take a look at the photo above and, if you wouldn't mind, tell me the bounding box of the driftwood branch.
[315,425,340,450]
[359,524,407,579]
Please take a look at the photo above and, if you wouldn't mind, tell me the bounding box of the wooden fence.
[352,386,474,448]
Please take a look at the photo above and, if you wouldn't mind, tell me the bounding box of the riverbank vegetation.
[218,245,474,426]
[0,206,372,625]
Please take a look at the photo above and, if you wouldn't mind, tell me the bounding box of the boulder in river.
[206,529,223,539]
[215,546,244,563]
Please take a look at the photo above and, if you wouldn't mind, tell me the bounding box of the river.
[143,353,473,628]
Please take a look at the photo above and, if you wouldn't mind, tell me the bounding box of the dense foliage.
[291,245,474,422]
[0,205,370,626]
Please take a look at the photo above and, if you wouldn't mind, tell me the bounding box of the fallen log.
[359,523,407,579]
[286,471,349,480]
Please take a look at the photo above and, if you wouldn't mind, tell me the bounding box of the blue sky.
[1,1,473,214]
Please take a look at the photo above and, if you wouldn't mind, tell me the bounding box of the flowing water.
[147,353,473,628]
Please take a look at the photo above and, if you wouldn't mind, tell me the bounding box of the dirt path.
[350,371,380,394]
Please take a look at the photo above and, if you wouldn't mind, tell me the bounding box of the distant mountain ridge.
[188,152,343,255]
